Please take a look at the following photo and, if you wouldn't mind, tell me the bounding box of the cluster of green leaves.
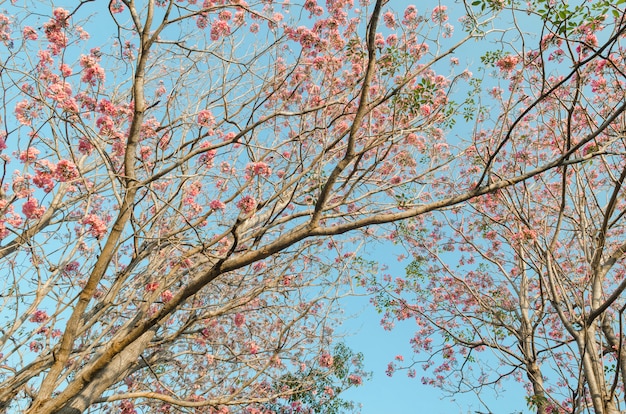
[266,343,368,414]
[534,0,624,34]
[470,0,509,13]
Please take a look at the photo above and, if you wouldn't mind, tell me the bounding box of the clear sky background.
[338,236,530,413]
[341,277,529,414]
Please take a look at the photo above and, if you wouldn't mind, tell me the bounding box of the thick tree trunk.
[54,329,157,414]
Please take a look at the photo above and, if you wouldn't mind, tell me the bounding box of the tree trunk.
[55,329,157,414]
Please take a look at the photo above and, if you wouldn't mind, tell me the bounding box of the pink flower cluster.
[210,199,226,210]
[23,26,38,41]
[496,54,520,73]
[20,147,40,163]
[146,281,159,292]
[15,100,39,126]
[198,147,217,168]
[319,352,334,368]
[46,80,78,113]
[197,110,216,128]
[247,341,259,354]
[348,374,362,385]
[383,11,396,29]
[81,214,107,239]
[245,162,272,179]
[22,198,45,220]
[403,5,418,26]
[210,20,231,41]
[43,8,70,55]
[34,160,57,192]
[234,313,245,327]
[80,49,106,85]
[110,0,125,13]
[29,310,49,323]
[161,290,173,303]
[55,159,79,182]
[431,6,448,23]
[237,195,257,215]
[0,14,11,46]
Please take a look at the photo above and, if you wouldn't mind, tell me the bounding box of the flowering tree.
[0,0,612,413]
[375,1,626,413]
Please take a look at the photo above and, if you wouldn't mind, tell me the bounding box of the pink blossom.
[383,11,396,28]
[110,0,125,13]
[374,33,385,48]
[210,200,226,210]
[245,162,272,179]
[43,8,70,55]
[22,198,45,220]
[252,261,266,272]
[234,313,245,327]
[22,26,38,41]
[0,14,11,46]
[78,137,93,155]
[59,63,72,77]
[386,34,398,47]
[75,25,90,40]
[210,20,231,41]
[34,161,56,192]
[324,386,335,397]
[386,361,396,376]
[79,51,106,85]
[403,5,418,25]
[198,148,216,168]
[348,374,363,385]
[196,15,208,29]
[145,282,159,292]
[495,54,519,73]
[29,310,49,323]
[161,290,173,302]
[197,110,215,127]
[431,5,448,23]
[119,400,136,414]
[139,146,152,161]
[319,352,334,368]
[237,195,257,215]
[81,214,107,239]
[15,100,38,126]
[55,159,79,182]
[247,341,259,354]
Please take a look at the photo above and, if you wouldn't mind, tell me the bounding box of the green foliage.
[462,77,483,122]
[480,50,506,67]
[266,343,369,414]
[471,0,509,13]
[525,393,548,410]
[534,0,621,35]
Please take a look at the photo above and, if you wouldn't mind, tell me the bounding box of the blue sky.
[340,255,530,414]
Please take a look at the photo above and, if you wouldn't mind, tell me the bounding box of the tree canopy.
[0,0,623,413]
